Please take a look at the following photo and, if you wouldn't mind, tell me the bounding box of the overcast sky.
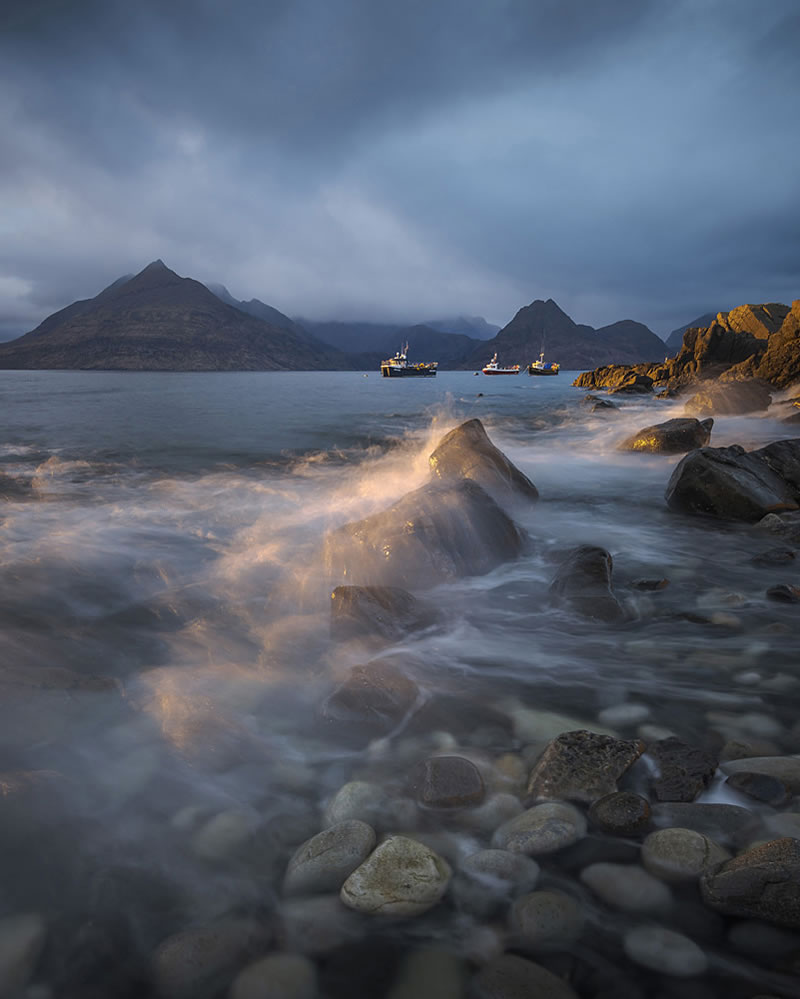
[1,0,798,340]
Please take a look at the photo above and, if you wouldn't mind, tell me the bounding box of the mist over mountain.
[423,316,499,339]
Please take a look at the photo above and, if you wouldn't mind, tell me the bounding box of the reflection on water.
[0,371,798,997]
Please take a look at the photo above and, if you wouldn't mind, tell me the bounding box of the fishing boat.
[527,350,560,376]
[380,343,438,377]
[482,353,520,375]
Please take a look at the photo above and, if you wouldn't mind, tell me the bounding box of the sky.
[1,0,798,341]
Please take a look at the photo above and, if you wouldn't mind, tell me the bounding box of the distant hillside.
[0,262,351,371]
[664,312,719,355]
[299,319,404,356]
[423,316,499,339]
[460,299,666,370]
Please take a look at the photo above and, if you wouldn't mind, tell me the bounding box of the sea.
[1,369,798,996]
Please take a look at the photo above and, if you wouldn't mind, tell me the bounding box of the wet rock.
[324,478,526,590]
[526,730,645,804]
[330,585,438,642]
[470,952,579,999]
[700,837,800,929]
[460,792,523,834]
[623,926,707,976]
[725,770,792,806]
[492,801,587,856]
[666,441,800,522]
[283,820,376,897]
[720,756,800,793]
[630,577,670,590]
[191,809,259,862]
[647,737,717,802]
[597,703,650,727]
[279,895,363,956]
[750,547,796,567]
[580,862,672,913]
[641,827,730,883]
[428,418,539,507]
[340,836,451,917]
[152,921,270,999]
[755,510,800,544]
[608,374,654,395]
[409,755,485,809]
[405,693,514,745]
[588,791,651,836]
[684,379,772,416]
[619,418,713,454]
[726,920,800,964]
[386,948,466,999]
[0,913,46,998]
[320,660,419,740]
[510,889,584,952]
[549,546,626,622]
[229,953,317,999]
[649,802,757,846]
[452,849,540,916]
[766,583,800,602]
[324,780,392,828]
[0,471,31,501]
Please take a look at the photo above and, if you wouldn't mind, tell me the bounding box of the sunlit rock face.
[683,379,771,416]
[719,302,790,338]
[330,585,437,643]
[619,418,713,454]
[548,545,626,623]
[323,479,525,590]
[428,418,538,507]
[666,441,800,521]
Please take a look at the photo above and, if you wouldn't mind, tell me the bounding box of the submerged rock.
[324,478,525,590]
[470,953,579,999]
[588,791,651,836]
[580,862,672,913]
[340,836,451,917]
[619,417,713,454]
[330,584,437,642]
[647,737,717,802]
[684,379,772,416]
[409,755,485,809]
[452,850,540,916]
[549,545,626,622]
[319,659,419,740]
[428,418,539,506]
[283,820,376,897]
[492,801,587,856]
[623,925,707,976]
[642,827,730,883]
[510,889,584,952]
[229,953,317,999]
[526,730,645,804]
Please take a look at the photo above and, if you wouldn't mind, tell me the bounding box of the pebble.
[725,770,792,806]
[283,819,376,896]
[588,791,651,836]
[641,827,730,882]
[340,836,451,916]
[720,756,800,793]
[597,703,651,728]
[623,926,708,976]
[492,801,587,855]
[470,953,579,999]
[580,862,672,913]
[510,890,584,952]
[0,913,47,999]
[229,953,317,999]
[410,755,485,809]
[324,780,392,827]
[452,849,540,915]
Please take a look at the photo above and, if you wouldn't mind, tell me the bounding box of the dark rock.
[0,472,31,500]
[470,953,579,999]
[619,418,713,455]
[526,730,645,804]
[766,584,800,602]
[549,545,626,622]
[630,577,669,590]
[665,442,800,522]
[319,660,419,739]
[647,737,717,802]
[405,694,513,745]
[428,418,539,506]
[720,756,800,793]
[409,755,486,809]
[725,771,792,807]
[649,802,758,847]
[684,379,772,416]
[700,838,800,930]
[323,478,525,590]
[588,791,652,836]
[750,547,796,567]
[607,374,654,395]
[755,510,800,544]
[330,585,437,642]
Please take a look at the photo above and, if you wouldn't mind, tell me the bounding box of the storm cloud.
[1,0,798,339]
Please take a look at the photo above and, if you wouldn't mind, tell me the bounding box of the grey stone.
[641,827,730,883]
[279,895,363,956]
[527,729,645,804]
[619,417,713,454]
[323,780,392,828]
[647,737,717,802]
[510,890,584,952]
[649,802,757,846]
[549,546,626,622]
[725,770,792,806]
[459,793,523,833]
[623,926,707,976]
[409,755,485,809]
[580,862,672,913]
[720,756,800,793]
[330,584,438,642]
[283,819,376,896]
[700,838,800,929]
[229,953,317,999]
[340,836,451,916]
[492,801,587,856]
[470,953,579,999]
[588,792,651,836]
[452,849,540,915]
[320,659,419,739]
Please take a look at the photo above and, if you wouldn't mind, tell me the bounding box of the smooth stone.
[762,812,800,840]
[191,809,259,861]
[580,862,672,913]
[641,827,730,882]
[492,802,587,856]
[504,703,617,743]
[323,780,391,828]
[725,771,792,806]
[0,913,47,999]
[720,756,800,793]
[649,802,758,847]
[700,838,800,929]
[340,836,451,916]
[623,926,708,976]
[385,947,466,999]
[588,792,651,836]
[320,660,420,739]
[228,953,317,999]
[452,849,540,915]
[597,703,651,728]
[283,819,376,896]
[526,729,645,804]
[470,953,579,999]
[460,793,523,833]
[549,546,626,622]
[409,755,485,809]
[279,895,363,956]
[510,890,584,952]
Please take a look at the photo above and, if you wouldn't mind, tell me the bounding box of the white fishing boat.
[482,353,519,375]
[380,343,438,377]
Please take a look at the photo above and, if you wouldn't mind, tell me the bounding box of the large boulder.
[619,418,713,454]
[549,545,625,622]
[323,479,525,590]
[683,379,772,416]
[330,585,437,642]
[665,441,800,521]
[428,418,538,506]
[319,659,420,741]
[699,838,800,929]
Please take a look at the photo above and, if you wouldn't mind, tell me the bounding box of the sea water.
[0,369,798,996]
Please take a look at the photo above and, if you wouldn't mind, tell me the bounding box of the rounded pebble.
[452,849,539,915]
[641,827,730,882]
[588,791,651,836]
[491,802,587,856]
[283,819,376,896]
[340,836,451,916]
[623,925,708,976]
[229,953,317,999]
[510,890,584,952]
[580,862,672,912]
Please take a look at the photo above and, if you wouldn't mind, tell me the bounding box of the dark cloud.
[1,0,798,340]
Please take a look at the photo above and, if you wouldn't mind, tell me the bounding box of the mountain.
[0,262,351,371]
[423,316,499,339]
[299,319,404,355]
[377,324,481,368]
[460,299,666,370]
[664,312,718,355]
[205,283,310,340]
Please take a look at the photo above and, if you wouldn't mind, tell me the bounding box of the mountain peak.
[142,259,169,272]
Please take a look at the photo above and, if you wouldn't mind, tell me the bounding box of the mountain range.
[0,260,694,371]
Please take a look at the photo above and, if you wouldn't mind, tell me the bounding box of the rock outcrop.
[330,585,437,642]
[549,545,626,622]
[619,418,713,454]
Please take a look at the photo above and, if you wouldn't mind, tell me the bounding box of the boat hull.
[381,364,437,377]
[528,367,559,376]
[482,369,519,375]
